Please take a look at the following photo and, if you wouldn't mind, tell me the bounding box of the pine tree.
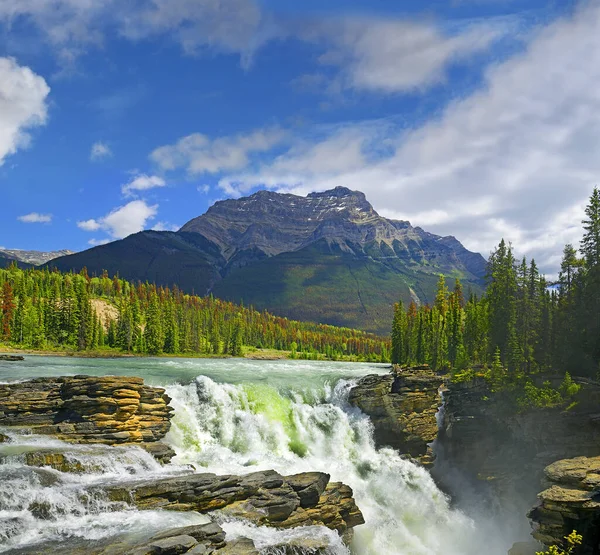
[391,301,407,365]
[581,187,600,269]
[1,281,15,340]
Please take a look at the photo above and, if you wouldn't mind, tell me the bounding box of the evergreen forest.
[0,266,390,361]
[390,187,600,406]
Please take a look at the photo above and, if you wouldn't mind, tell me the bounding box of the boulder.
[0,354,24,361]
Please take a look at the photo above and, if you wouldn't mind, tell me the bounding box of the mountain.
[0,248,74,266]
[48,187,486,334]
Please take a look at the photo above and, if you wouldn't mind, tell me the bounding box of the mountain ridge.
[48,187,486,334]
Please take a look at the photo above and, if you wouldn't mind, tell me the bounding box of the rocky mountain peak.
[179,187,380,257]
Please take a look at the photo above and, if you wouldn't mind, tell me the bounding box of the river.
[0,356,513,554]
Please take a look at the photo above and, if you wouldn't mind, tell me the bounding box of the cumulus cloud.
[0,57,50,166]
[121,173,166,196]
[90,141,112,160]
[217,2,600,274]
[77,219,101,231]
[151,221,179,232]
[120,0,265,65]
[17,212,52,223]
[150,128,285,176]
[77,200,158,239]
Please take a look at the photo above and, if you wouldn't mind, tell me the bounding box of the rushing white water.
[0,356,514,554]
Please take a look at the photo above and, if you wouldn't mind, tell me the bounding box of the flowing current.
[0,356,510,554]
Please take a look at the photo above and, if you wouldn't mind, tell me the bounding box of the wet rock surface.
[0,375,173,446]
[348,365,443,465]
[100,469,364,534]
[441,377,600,500]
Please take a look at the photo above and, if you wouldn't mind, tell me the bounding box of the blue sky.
[0,0,595,274]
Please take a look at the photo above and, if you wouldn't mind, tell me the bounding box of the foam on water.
[165,375,507,555]
[0,431,202,552]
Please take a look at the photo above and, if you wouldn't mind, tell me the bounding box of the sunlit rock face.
[0,375,173,445]
[348,365,443,466]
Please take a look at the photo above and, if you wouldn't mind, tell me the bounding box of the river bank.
[0,345,376,363]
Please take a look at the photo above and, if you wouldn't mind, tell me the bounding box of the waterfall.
[165,375,503,555]
[0,357,517,554]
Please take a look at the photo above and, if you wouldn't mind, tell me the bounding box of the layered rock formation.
[101,469,363,535]
[529,456,600,554]
[348,365,443,465]
[0,376,173,445]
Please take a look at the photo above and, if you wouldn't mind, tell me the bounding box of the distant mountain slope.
[48,187,487,334]
[0,248,74,266]
[48,232,224,295]
[0,254,32,269]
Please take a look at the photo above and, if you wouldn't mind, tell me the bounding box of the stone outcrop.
[0,354,24,361]
[348,365,443,465]
[0,376,173,445]
[101,469,364,535]
[528,456,600,554]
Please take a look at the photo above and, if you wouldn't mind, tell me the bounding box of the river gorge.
[0,356,577,554]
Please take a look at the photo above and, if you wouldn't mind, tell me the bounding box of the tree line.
[391,187,600,403]
[0,266,390,361]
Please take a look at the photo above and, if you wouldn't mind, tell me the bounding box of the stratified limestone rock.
[348,365,443,465]
[100,470,364,534]
[0,376,173,446]
[529,456,600,554]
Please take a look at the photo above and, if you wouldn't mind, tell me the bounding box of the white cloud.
[310,17,506,94]
[17,212,52,223]
[0,57,50,166]
[151,128,285,176]
[197,184,211,194]
[217,2,600,274]
[77,219,101,231]
[77,200,158,239]
[90,141,112,160]
[121,173,166,196]
[120,0,265,66]
[0,0,113,70]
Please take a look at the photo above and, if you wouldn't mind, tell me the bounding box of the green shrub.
[536,530,582,555]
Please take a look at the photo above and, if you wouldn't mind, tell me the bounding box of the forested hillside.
[0,266,390,361]
[391,187,600,406]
